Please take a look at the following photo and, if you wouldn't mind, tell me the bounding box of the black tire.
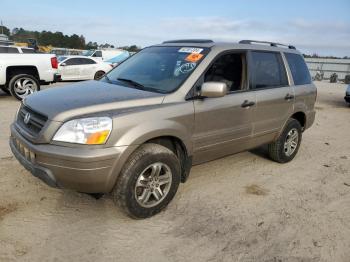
[0,85,10,95]
[94,71,105,80]
[268,118,302,163]
[112,143,181,219]
[9,74,40,101]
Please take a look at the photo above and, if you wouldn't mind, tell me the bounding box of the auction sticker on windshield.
[185,53,204,62]
[178,47,203,54]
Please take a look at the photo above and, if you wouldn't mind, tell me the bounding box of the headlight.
[53,117,112,145]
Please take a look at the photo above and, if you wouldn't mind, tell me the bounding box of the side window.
[64,58,80,65]
[78,58,96,65]
[250,51,288,89]
[22,48,35,54]
[204,53,245,92]
[285,53,311,85]
[7,47,20,53]
[93,51,102,57]
[0,47,8,53]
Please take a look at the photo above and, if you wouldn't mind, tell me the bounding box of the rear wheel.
[112,143,181,219]
[268,118,302,163]
[9,74,40,101]
[94,71,105,80]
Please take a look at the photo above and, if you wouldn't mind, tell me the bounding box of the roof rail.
[163,39,214,44]
[239,40,296,50]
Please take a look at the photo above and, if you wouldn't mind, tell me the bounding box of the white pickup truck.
[0,53,59,100]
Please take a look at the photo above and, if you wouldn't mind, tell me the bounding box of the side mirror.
[60,62,66,66]
[200,82,227,98]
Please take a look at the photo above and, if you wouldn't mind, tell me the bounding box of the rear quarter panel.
[293,83,317,129]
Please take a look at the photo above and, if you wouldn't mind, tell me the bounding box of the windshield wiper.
[117,78,146,90]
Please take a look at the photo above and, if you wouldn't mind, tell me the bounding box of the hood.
[24,80,164,121]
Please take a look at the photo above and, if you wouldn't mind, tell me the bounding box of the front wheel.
[9,74,40,101]
[112,143,181,219]
[268,118,302,163]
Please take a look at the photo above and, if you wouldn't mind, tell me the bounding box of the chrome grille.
[17,105,48,136]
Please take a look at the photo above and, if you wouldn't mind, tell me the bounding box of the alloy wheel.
[134,162,172,208]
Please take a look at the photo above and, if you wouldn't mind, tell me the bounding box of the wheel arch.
[107,130,193,192]
[6,66,40,83]
[290,111,306,130]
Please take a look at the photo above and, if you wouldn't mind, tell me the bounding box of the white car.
[57,56,113,81]
[82,49,126,61]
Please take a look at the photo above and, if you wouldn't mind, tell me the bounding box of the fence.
[305,58,350,80]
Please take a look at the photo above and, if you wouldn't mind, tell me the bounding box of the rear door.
[77,58,97,79]
[248,51,294,142]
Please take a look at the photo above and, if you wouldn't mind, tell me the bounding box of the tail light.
[51,57,58,69]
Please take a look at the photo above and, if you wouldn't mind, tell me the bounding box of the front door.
[192,52,256,164]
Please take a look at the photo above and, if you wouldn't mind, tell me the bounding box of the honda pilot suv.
[10,40,316,218]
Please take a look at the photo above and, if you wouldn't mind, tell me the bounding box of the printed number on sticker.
[178,47,203,54]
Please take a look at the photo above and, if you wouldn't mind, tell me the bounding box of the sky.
[1,0,349,56]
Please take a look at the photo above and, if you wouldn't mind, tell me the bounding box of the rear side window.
[22,48,35,53]
[250,51,288,89]
[64,58,81,65]
[0,47,8,53]
[78,58,96,64]
[0,47,19,53]
[7,47,20,53]
[285,53,311,85]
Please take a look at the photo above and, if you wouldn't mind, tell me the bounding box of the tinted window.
[250,51,288,89]
[7,47,20,53]
[0,47,20,53]
[285,53,311,85]
[79,58,96,64]
[93,51,102,57]
[64,58,81,65]
[22,48,35,53]
[0,47,8,53]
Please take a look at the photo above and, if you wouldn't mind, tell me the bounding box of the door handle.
[285,93,294,100]
[241,100,255,108]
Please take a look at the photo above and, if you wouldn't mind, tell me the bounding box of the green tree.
[0,25,10,36]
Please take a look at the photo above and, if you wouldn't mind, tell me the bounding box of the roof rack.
[239,40,296,50]
[162,39,214,44]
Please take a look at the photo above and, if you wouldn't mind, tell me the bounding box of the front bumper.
[10,124,128,193]
[345,95,350,103]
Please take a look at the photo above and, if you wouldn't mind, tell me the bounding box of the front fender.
[115,119,192,155]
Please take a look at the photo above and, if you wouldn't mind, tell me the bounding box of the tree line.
[0,25,140,52]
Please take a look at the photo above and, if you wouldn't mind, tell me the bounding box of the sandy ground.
[0,81,349,262]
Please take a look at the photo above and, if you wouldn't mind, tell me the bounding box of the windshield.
[103,46,209,93]
[57,56,67,62]
[82,50,95,56]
